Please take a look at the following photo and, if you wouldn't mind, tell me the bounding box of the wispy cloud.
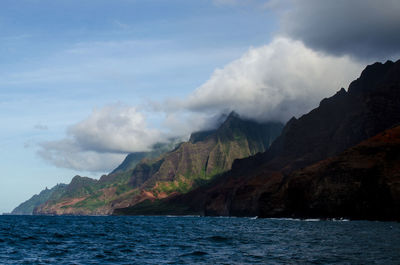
[1,34,32,41]
[34,124,48,131]
[0,38,244,88]
[38,138,126,172]
[112,20,132,30]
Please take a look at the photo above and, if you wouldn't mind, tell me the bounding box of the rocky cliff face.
[259,124,400,221]
[201,60,400,218]
[266,60,400,171]
[110,142,179,174]
[128,113,283,193]
[117,60,400,220]
[34,113,283,215]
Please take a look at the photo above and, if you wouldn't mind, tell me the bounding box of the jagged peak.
[226,111,241,122]
[189,129,216,143]
[70,175,83,181]
[227,110,240,119]
[219,111,242,126]
[360,60,394,78]
[319,87,347,107]
[286,116,297,125]
[348,59,400,94]
[70,175,97,184]
[338,87,346,94]
[187,113,242,144]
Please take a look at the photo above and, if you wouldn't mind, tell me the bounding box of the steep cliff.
[203,60,400,217]
[34,113,283,215]
[259,124,400,221]
[117,60,400,220]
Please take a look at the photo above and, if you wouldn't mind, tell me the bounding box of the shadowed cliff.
[116,59,400,220]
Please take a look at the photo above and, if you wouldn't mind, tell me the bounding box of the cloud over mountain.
[280,0,400,60]
[183,37,362,122]
[38,0,400,173]
[38,37,363,172]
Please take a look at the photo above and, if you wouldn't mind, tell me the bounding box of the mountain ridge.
[15,59,400,220]
[202,59,400,218]
[115,59,400,220]
[31,113,283,215]
[11,184,67,215]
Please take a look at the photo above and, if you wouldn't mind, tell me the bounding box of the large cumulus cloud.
[280,0,400,60]
[183,37,362,122]
[38,105,164,172]
[38,37,364,172]
[68,105,162,154]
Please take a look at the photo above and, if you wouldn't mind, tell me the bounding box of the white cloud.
[182,37,362,122]
[38,37,365,172]
[38,139,126,172]
[160,111,222,138]
[69,104,162,153]
[38,104,164,172]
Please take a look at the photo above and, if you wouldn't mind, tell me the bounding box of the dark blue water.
[0,216,399,264]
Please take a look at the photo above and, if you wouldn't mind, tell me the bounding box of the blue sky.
[0,0,278,212]
[1,0,399,213]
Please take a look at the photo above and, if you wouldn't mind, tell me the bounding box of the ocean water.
[0,216,399,264]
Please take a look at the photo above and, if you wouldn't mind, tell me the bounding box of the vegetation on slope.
[34,113,283,215]
[11,184,67,215]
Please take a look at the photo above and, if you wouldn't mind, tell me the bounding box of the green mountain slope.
[34,113,283,215]
[111,142,179,174]
[32,143,181,215]
[131,112,283,195]
[11,184,67,215]
[14,143,178,215]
